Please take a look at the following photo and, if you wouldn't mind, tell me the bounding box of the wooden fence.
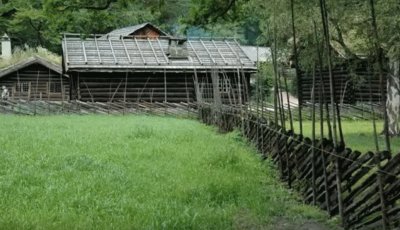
[1,99,399,229]
[0,100,198,117]
[199,104,400,230]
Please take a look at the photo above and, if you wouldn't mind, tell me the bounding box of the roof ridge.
[105,22,170,37]
[0,55,62,78]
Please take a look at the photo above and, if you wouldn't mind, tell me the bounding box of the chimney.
[167,38,188,59]
[1,34,12,59]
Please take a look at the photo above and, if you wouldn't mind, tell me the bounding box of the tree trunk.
[386,58,400,136]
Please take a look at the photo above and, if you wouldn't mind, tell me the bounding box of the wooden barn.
[298,59,386,105]
[0,56,69,101]
[62,25,256,104]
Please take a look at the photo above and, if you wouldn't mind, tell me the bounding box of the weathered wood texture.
[132,27,162,38]
[0,100,198,117]
[0,63,69,101]
[69,71,249,104]
[299,69,386,104]
[199,104,400,230]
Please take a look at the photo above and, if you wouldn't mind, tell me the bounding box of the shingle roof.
[0,55,62,78]
[62,34,256,72]
[104,23,170,38]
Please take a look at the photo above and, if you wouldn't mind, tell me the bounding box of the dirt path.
[271,218,339,230]
[234,210,340,230]
[279,91,299,107]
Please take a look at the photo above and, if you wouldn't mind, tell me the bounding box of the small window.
[49,82,62,93]
[219,77,231,93]
[16,82,30,93]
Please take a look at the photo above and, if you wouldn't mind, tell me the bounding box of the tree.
[185,0,400,136]
[0,0,188,53]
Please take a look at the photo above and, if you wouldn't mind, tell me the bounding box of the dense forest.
[0,0,399,59]
[0,0,261,53]
[1,0,399,58]
[1,0,399,63]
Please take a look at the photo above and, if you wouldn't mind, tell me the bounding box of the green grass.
[0,115,334,229]
[298,120,400,153]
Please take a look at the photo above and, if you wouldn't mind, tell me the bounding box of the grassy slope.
[298,120,400,153]
[0,115,333,229]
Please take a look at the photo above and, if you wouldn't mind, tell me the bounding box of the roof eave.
[0,56,64,79]
[65,65,257,73]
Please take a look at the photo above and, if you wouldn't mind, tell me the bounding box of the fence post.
[376,152,390,230]
[335,149,347,229]
[285,133,292,188]
[321,140,331,215]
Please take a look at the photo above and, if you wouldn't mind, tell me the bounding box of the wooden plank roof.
[62,34,256,72]
[0,55,63,78]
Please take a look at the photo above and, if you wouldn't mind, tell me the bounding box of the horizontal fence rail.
[0,99,198,117]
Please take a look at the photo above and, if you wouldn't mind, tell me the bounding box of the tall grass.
[299,120,400,153]
[0,115,333,229]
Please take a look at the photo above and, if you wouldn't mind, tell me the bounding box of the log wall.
[0,63,69,101]
[300,69,386,104]
[70,71,250,104]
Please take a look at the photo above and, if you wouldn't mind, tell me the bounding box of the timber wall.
[299,69,386,104]
[0,63,69,101]
[70,71,249,104]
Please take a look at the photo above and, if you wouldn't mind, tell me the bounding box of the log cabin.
[0,56,69,101]
[62,24,256,104]
[298,59,386,105]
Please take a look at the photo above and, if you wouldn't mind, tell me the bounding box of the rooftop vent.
[167,38,188,59]
[1,34,11,59]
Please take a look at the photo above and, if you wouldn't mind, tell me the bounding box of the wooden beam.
[187,41,204,65]
[108,39,118,64]
[82,41,88,64]
[212,40,228,65]
[134,37,146,65]
[121,39,132,64]
[200,39,216,65]
[156,38,169,64]
[147,38,160,65]
[94,35,103,64]
[225,40,243,65]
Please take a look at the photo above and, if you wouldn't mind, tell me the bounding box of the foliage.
[0,46,61,69]
[183,0,260,44]
[0,0,185,53]
[185,0,400,69]
[252,62,274,99]
[0,115,334,229]
[1,0,399,57]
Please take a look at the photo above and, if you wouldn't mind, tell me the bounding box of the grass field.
[297,120,400,153]
[0,115,334,229]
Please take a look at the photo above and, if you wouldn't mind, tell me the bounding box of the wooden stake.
[311,66,317,205]
[369,0,391,153]
[319,0,345,226]
[314,20,331,214]
[290,0,303,135]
